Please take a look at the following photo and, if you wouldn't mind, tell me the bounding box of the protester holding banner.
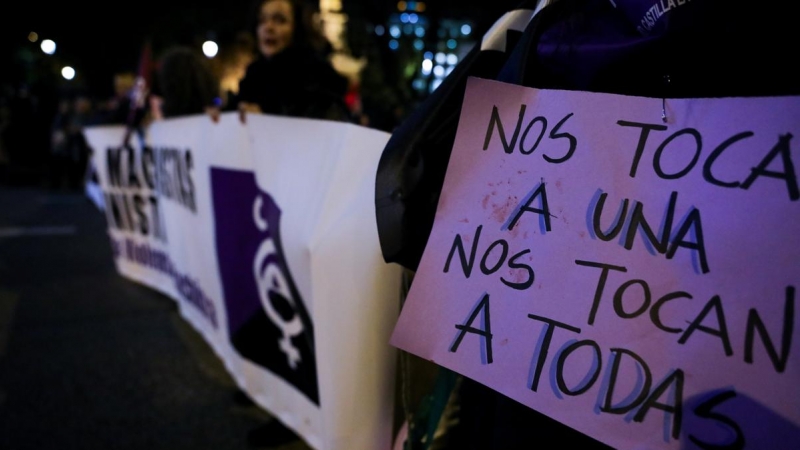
[231,0,352,124]
[377,0,799,448]
[93,72,136,125]
[208,0,353,446]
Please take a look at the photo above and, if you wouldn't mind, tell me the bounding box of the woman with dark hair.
[234,0,351,123]
[222,1,353,447]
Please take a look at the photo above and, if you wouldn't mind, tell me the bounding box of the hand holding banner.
[85,112,401,450]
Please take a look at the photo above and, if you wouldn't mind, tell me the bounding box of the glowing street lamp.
[41,39,56,55]
[202,40,218,58]
[61,66,75,80]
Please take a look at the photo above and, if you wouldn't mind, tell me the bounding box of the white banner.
[84,112,401,450]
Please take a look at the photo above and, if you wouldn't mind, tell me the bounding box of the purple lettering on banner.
[211,167,319,405]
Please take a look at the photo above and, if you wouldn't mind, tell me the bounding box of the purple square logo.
[211,168,318,404]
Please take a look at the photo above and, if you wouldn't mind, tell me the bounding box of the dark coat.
[237,45,351,122]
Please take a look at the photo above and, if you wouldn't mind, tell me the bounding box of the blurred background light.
[40,39,56,55]
[27,32,38,42]
[61,66,75,80]
[202,40,218,58]
[421,59,433,75]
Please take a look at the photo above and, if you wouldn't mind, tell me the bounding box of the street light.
[61,66,75,80]
[41,39,56,55]
[202,40,218,58]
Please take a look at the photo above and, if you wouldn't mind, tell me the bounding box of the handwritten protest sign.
[390,77,800,449]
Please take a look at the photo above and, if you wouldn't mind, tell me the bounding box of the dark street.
[0,187,309,450]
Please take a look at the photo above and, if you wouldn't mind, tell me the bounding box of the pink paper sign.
[390,77,800,449]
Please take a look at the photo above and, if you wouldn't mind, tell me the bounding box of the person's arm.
[226,61,262,124]
[149,95,164,121]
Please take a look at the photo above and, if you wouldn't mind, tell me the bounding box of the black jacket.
[237,45,351,122]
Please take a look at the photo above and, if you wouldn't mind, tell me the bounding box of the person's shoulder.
[238,57,267,90]
[303,51,347,88]
[286,45,330,67]
[242,56,270,77]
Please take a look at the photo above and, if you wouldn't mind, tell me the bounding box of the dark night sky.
[0,0,522,175]
[3,0,254,96]
[2,0,523,97]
